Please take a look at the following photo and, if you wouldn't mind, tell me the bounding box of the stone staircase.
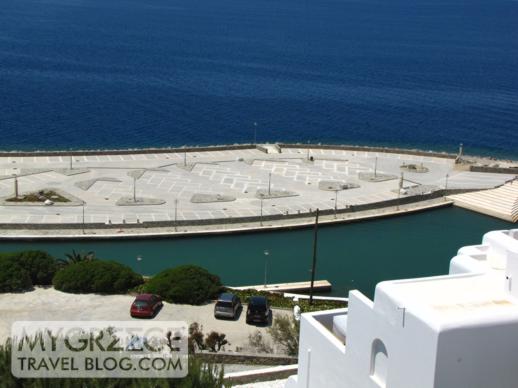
[447,181,518,223]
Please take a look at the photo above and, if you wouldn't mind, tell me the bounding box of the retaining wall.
[0,189,475,231]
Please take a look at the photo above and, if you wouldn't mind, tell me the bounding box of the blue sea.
[0,0,517,157]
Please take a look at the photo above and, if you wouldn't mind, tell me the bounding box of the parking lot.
[0,287,289,352]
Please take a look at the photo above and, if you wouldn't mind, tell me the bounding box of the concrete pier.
[0,144,515,238]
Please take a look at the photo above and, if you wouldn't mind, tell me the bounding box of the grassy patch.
[227,288,347,313]
[6,190,69,203]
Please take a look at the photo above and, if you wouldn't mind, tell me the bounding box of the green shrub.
[268,315,300,356]
[0,250,58,292]
[53,260,143,294]
[0,256,32,293]
[15,250,57,285]
[144,265,221,305]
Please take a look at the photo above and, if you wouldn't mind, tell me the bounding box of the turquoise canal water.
[0,207,512,298]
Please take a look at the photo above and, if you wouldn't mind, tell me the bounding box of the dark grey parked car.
[246,296,272,325]
[214,293,242,319]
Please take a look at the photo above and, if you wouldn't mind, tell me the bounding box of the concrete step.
[447,182,518,223]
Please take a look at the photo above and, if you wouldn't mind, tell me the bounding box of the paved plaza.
[0,146,514,226]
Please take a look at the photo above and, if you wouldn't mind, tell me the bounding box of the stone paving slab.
[0,146,514,226]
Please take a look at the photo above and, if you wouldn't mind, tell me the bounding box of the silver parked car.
[214,292,242,319]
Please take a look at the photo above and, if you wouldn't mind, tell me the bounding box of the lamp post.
[184,152,187,167]
[374,156,378,177]
[137,255,143,275]
[260,196,264,226]
[263,249,269,288]
[268,172,272,196]
[82,202,85,235]
[69,155,73,170]
[397,172,404,210]
[133,176,137,202]
[174,199,178,231]
[335,190,338,218]
[13,174,18,199]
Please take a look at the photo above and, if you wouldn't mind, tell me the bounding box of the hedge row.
[143,265,222,305]
[0,250,143,295]
[53,260,143,294]
[228,288,347,312]
[0,251,57,292]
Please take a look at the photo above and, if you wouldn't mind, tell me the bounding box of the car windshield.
[249,298,266,311]
[216,301,233,308]
[134,300,149,307]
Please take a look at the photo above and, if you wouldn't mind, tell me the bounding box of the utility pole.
[309,209,320,305]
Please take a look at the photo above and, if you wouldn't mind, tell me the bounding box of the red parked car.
[130,294,163,318]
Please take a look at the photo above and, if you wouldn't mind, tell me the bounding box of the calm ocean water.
[0,0,517,157]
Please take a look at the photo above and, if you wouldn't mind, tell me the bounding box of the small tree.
[248,330,273,354]
[267,315,300,356]
[188,322,206,353]
[58,250,95,266]
[204,331,229,352]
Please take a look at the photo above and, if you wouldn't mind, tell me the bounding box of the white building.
[286,229,518,388]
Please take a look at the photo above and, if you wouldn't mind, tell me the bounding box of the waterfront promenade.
[0,144,514,238]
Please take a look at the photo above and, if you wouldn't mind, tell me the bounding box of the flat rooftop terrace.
[0,145,514,235]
